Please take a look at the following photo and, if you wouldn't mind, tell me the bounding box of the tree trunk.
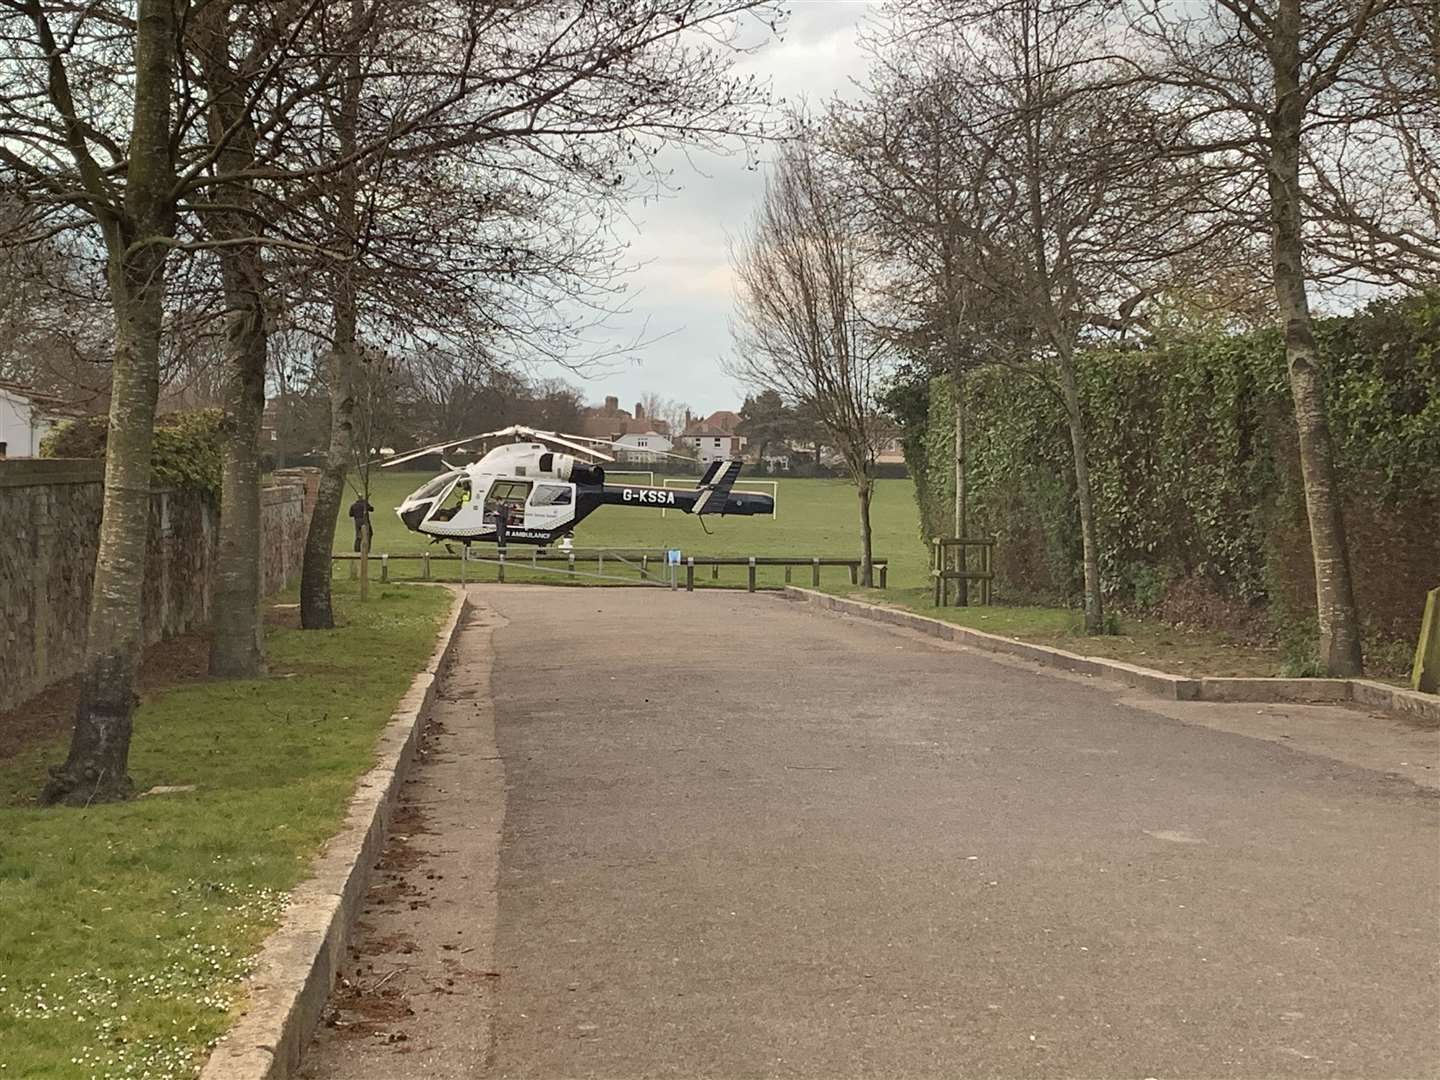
[299,336,357,629]
[208,259,268,674]
[42,0,177,805]
[1268,0,1364,676]
[300,7,362,630]
[199,10,270,677]
[858,477,874,588]
[1058,353,1105,634]
[42,248,168,805]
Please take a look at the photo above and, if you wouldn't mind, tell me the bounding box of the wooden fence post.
[380,554,389,583]
[879,563,887,589]
[1413,587,1440,693]
[640,555,648,580]
[686,557,695,592]
[497,549,506,584]
[747,557,757,593]
[812,557,820,587]
[422,551,430,580]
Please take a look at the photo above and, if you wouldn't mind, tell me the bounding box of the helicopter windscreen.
[406,470,463,503]
[433,476,474,521]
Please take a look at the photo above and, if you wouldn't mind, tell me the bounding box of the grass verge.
[836,586,1290,679]
[0,581,450,1079]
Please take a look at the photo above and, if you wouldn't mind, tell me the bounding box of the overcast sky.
[538,1,881,419]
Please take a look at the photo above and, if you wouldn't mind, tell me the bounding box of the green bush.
[41,408,224,500]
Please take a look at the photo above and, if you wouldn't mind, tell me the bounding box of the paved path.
[311,586,1440,1079]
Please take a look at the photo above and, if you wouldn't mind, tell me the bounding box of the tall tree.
[868,0,1212,630]
[1126,0,1440,672]
[1,0,184,803]
[275,0,783,627]
[729,138,891,584]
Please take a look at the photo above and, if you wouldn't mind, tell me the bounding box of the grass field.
[0,582,450,1079]
[339,471,933,590]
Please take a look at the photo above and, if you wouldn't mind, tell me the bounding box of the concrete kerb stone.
[200,586,471,1080]
[781,587,1439,724]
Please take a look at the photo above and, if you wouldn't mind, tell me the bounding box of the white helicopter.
[383,425,773,547]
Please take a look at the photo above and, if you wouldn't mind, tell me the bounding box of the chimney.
[604,395,619,413]
[634,401,645,420]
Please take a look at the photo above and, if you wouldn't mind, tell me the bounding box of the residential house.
[611,431,676,465]
[681,410,746,465]
[0,383,64,458]
[579,396,672,441]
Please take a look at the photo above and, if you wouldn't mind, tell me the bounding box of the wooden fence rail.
[331,551,887,592]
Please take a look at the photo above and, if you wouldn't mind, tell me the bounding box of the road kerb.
[782,587,1438,725]
[200,586,470,1080]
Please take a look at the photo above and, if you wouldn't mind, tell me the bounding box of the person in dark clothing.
[349,496,374,552]
[494,501,512,550]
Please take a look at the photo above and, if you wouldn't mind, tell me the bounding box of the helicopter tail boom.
[595,459,772,517]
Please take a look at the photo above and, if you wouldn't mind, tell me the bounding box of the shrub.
[42,408,224,500]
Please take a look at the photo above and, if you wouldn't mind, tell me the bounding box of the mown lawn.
[0,582,451,1079]
[841,587,1291,678]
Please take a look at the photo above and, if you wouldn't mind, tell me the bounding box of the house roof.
[683,410,743,437]
[0,381,84,416]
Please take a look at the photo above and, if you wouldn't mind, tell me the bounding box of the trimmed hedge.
[892,292,1439,667]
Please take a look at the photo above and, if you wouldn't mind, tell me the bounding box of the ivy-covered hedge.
[894,292,1439,663]
[41,408,225,501]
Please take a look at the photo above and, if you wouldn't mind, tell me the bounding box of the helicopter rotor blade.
[375,425,621,468]
[578,435,696,463]
[375,434,492,469]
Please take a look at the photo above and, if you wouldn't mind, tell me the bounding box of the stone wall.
[0,460,316,713]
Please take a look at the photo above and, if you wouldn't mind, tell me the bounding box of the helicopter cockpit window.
[432,476,472,521]
[531,484,572,507]
[409,471,462,503]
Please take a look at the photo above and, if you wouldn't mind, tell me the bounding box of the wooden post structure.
[422,551,431,580]
[380,554,389,583]
[497,548,506,583]
[641,555,649,580]
[747,557,757,593]
[1413,586,1440,693]
[812,558,820,587]
[686,557,695,592]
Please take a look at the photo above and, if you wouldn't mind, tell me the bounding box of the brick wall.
[0,460,317,713]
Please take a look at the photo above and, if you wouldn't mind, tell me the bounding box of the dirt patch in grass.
[0,627,213,764]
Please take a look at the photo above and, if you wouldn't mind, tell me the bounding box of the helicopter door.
[482,478,533,529]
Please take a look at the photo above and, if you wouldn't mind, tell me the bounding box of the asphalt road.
[311,585,1440,1079]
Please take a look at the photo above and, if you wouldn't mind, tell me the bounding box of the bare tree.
[268,0,783,627]
[729,137,891,585]
[1126,0,1440,673]
[860,0,1213,631]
